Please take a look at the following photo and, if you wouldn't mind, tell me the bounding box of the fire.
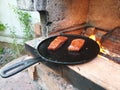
[89,35,96,41]
[89,34,109,54]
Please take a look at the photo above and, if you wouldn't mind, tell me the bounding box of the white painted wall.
[0,0,40,44]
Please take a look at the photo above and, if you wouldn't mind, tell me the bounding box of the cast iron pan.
[0,34,100,78]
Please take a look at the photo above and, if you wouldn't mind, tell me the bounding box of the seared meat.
[48,36,68,50]
[68,39,85,51]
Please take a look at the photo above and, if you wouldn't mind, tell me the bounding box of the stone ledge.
[25,37,120,90]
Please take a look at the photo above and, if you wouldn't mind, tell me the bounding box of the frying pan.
[0,34,100,78]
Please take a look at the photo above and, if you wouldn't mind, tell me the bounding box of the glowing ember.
[89,35,96,41]
[89,34,110,54]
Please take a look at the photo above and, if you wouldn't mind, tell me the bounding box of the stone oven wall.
[45,0,89,32]
[88,0,120,30]
[17,0,120,32]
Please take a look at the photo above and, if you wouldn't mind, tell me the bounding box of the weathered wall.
[17,0,34,10]
[17,0,89,33]
[17,0,120,32]
[46,0,89,32]
[88,0,120,30]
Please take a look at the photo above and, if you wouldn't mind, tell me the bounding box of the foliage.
[7,6,34,58]
[0,5,34,58]
[0,5,34,60]
[0,47,3,54]
[9,26,25,58]
[0,23,6,31]
[13,7,34,42]
[10,29,20,57]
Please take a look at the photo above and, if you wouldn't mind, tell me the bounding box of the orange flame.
[89,34,109,54]
[89,35,96,41]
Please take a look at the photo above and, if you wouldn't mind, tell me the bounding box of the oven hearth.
[25,35,120,90]
[16,0,120,89]
[17,0,120,61]
[49,25,120,63]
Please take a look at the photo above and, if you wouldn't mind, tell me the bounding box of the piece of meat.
[68,38,85,51]
[48,36,68,50]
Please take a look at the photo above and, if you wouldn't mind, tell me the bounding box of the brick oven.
[17,0,120,58]
[16,0,120,90]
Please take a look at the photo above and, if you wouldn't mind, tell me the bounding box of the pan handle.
[0,57,41,78]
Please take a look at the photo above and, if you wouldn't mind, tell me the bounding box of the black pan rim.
[37,34,100,64]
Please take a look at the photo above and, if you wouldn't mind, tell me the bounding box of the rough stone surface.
[35,0,47,11]
[36,63,79,90]
[88,0,120,30]
[17,0,120,32]
[46,0,89,32]
[17,0,89,32]
[17,0,34,10]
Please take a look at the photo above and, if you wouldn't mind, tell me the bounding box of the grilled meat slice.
[48,36,68,50]
[68,39,85,51]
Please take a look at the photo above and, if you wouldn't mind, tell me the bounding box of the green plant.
[10,29,21,57]
[0,47,3,54]
[13,7,33,42]
[3,5,34,58]
[0,23,6,31]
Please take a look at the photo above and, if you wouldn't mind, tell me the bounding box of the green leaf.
[0,24,6,31]
[0,48,3,54]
